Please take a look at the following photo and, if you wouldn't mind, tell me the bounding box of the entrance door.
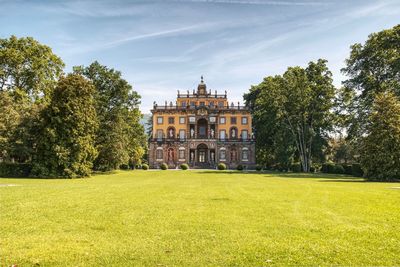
[199,151,206,162]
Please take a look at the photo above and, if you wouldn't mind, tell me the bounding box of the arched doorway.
[197,143,208,163]
[197,118,208,138]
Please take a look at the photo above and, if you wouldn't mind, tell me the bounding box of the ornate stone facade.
[149,77,255,169]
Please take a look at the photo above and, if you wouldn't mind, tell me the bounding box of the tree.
[32,74,98,178]
[74,62,146,171]
[360,91,400,181]
[342,24,400,139]
[0,35,64,103]
[245,59,337,171]
[0,91,20,161]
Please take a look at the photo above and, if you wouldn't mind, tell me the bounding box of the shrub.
[180,164,189,170]
[0,163,32,177]
[321,162,335,173]
[309,166,315,173]
[160,163,168,170]
[334,164,345,174]
[236,164,244,171]
[217,163,226,170]
[342,164,353,175]
[119,164,129,170]
[352,163,364,177]
[141,164,149,170]
[290,162,302,172]
[255,165,262,171]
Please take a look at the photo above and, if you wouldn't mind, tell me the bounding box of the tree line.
[0,36,146,178]
[245,24,400,181]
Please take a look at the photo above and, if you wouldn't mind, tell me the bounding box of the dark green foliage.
[180,164,189,170]
[290,163,302,173]
[255,165,262,171]
[160,163,168,170]
[31,74,98,178]
[352,163,364,177]
[236,164,244,171]
[142,164,149,170]
[333,164,345,174]
[74,62,146,171]
[217,163,227,170]
[119,164,129,170]
[0,162,32,177]
[321,163,335,173]
[309,166,316,173]
[342,164,353,175]
[360,92,400,181]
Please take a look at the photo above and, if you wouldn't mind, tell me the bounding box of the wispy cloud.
[171,0,331,6]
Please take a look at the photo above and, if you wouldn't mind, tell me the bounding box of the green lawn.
[1,170,399,266]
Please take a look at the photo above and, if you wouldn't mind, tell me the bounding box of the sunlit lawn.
[1,170,399,266]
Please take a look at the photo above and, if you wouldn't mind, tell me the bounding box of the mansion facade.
[148,77,255,169]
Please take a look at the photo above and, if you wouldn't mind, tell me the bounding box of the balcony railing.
[150,137,255,143]
[152,104,249,111]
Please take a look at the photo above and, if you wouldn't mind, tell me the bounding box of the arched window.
[179,147,185,160]
[230,127,238,139]
[219,147,226,161]
[242,147,249,161]
[156,147,163,160]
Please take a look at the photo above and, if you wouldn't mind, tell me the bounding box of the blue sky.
[1,0,399,112]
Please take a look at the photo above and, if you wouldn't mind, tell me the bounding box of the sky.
[1,0,399,113]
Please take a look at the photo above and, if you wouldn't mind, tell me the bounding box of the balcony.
[151,103,249,112]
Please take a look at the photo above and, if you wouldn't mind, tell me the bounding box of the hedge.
[0,162,32,177]
[142,164,149,170]
[217,163,226,170]
[180,164,189,170]
[160,163,168,170]
[236,164,244,171]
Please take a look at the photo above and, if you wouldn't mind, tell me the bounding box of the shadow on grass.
[197,170,368,182]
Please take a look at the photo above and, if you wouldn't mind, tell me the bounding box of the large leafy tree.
[74,62,146,171]
[0,36,64,163]
[32,74,98,178]
[360,91,400,181]
[341,24,400,139]
[0,35,64,102]
[245,59,337,171]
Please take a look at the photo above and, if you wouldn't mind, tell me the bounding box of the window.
[168,117,174,124]
[179,148,185,159]
[156,130,163,140]
[200,101,205,107]
[157,116,163,124]
[231,117,237,124]
[209,102,214,108]
[219,117,226,124]
[241,117,248,125]
[181,101,186,107]
[241,130,248,140]
[190,101,195,107]
[179,117,186,124]
[219,130,226,140]
[242,148,249,161]
[219,148,226,160]
[189,116,195,123]
[179,130,185,140]
[209,116,216,123]
[156,148,163,160]
[218,101,224,107]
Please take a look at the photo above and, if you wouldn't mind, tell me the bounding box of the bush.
[180,164,189,170]
[160,163,168,170]
[119,164,129,170]
[141,164,149,170]
[236,164,244,171]
[352,163,364,177]
[0,163,32,177]
[342,164,353,175]
[334,164,345,174]
[217,163,226,170]
[321,162,335,173]
[135,164,141,169]
[255,165,262,171]
[290,162,302,172]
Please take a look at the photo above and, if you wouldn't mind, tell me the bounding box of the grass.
[1,170,399,266]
